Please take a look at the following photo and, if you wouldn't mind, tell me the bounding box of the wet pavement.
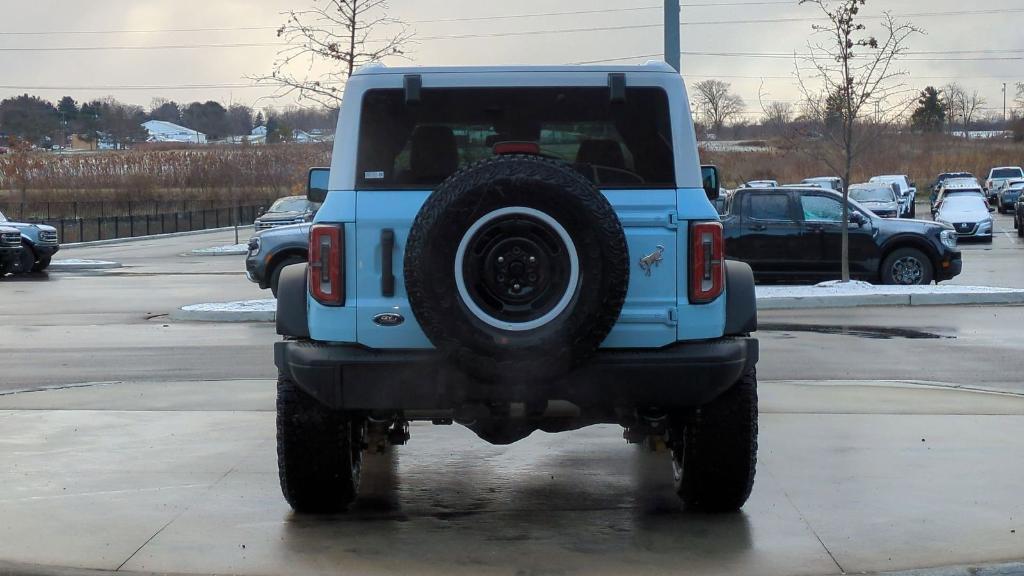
[0,379,1023,575]
[4,229,1024,574]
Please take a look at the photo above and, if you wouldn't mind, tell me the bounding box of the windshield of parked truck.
[850,187,896,203]
[992,168,1023,179]
[268,198,315,213]
[356,87,676,190]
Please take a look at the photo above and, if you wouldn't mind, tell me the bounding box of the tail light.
[690,221,724,304]
[309,224,345,306]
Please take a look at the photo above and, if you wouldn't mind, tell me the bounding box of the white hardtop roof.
[353,62,678,76]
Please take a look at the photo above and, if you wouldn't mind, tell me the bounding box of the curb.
[758,291,1024,309]
[48,260,122,271]
[169,291,1024,323]
[60,227,239,249]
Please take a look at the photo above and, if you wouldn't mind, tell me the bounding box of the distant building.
[251,125,268,137]
[142,120,207,144]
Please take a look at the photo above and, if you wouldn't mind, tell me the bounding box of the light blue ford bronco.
[274,63,759,514]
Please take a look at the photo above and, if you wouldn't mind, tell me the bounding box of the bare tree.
[794,0,921,282]
[1015,82,1024,118]
[692,79,746,134]
[251,0,414,107]
[758,83,793,135]
[944,83,986,138]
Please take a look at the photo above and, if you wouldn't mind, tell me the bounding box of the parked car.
[273,62,759,514]
[985,166,1024,201]
[745,179,778,188]
[995,179,1024,214]
[930,172,978,206]
[0,209,60,272]
[253,196,321,231]
[0,226,24,276]
[848,183,900,218]
[245,223,309,297]
[1013,191,1024,236]
[869,175,917,218]
[932,181,986,218]
[934,195,993,242]
[721,186,961,285]
[801,176,843,191]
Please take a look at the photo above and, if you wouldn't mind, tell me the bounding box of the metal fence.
[0,200,276,244]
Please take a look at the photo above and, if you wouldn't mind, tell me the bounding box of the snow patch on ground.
[48,259,122,270]
[699,140,775,153]
[180,299,276,313]
[190,244,249,256]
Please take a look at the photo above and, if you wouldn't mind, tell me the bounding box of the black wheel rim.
[892,256,924,285]
[461,214,573,326]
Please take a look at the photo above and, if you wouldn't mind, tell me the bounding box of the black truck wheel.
[672,368,758,512]
[277,374,363,513]
[881,247,934,285]
[405,155,629,381]
[17,242,36,273]
[270,255,305,298]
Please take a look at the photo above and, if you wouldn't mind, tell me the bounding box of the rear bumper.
[275,337,759,412]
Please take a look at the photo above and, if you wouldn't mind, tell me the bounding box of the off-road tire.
[270,255,305,298]
[881,247,934,285]
[277,374,363,513]
[32,255,51,272]
[1017,217,1023,237]
[672,368,758,512]
[404,154,629,381]
[17,242,36,274]
[909,202,916,218]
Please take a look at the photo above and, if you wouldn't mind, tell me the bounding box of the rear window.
[356,87,675,190]
[992,168,1023,179]
[850,187,895,203]
[747,194,791,220]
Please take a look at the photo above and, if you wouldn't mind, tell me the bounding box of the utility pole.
[665,0,680,72]
[1003,83,1007,125]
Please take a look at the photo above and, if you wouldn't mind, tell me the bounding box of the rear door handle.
[748,224,767,231]
[381,229,395,297]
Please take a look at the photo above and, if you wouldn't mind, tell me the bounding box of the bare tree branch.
[248,0,414,108]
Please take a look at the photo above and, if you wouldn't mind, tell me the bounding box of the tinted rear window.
[356,87,675,190]
[993,168,1023,179]
[747,194,791,220]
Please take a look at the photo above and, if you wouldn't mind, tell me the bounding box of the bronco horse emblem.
[638,245,665,277]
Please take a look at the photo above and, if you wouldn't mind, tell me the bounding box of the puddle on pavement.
[760,323,955,340]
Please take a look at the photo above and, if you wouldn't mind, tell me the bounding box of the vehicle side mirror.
[307,168,330,204]
[850,212,867,227]
[701,165,720,201]
[989,206,996,213]
[910,182,917,189]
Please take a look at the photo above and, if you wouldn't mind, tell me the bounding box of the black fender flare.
[724,260,757,336]
[276,263,310,339]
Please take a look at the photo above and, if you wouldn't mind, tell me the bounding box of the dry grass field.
[0,143,332,203]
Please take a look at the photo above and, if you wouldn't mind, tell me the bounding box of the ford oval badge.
[373,312,405,327]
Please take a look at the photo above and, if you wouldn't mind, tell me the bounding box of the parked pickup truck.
[722,186,961,285]
[0,226,24,275]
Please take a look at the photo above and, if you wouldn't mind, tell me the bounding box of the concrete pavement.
[0,379,1022,575]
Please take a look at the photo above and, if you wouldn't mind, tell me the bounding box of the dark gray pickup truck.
[0,227,24,275]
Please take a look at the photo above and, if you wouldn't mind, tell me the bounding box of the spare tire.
[405,155,629,381]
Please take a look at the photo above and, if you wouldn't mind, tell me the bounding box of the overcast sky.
[0,0,1020,120]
